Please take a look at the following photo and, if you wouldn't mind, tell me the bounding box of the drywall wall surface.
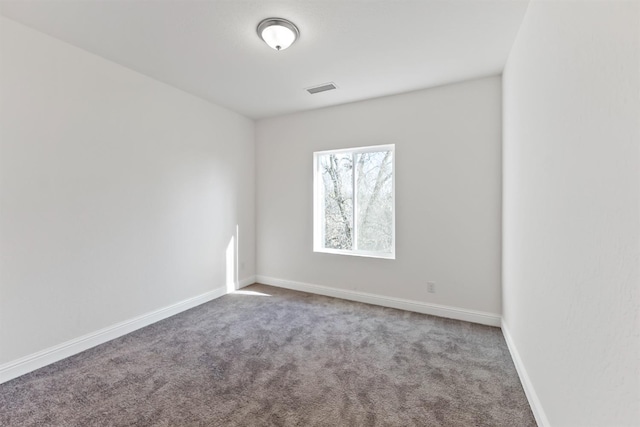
[256,76,502,316]
[502,1,639,425]
[0,17,255,364]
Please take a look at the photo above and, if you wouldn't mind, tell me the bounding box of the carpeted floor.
[0,284,536,426]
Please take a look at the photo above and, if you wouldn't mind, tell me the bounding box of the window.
[313,144,395,259]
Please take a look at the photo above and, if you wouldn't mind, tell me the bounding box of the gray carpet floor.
[0,284,536,426]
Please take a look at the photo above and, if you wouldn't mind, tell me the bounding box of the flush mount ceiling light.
[257,18,299,51]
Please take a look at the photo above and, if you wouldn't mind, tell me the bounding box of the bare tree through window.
[314,145,394,258]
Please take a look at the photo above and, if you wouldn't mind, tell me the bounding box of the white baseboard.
[502,320,549,427]
[238,275,256,289]
[0,285,233,385]
[255,275,501,327]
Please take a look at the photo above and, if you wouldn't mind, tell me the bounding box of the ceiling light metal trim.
[257,17,300,51]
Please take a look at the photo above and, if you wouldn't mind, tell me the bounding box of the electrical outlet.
[240,261,246,271]
[427,282,436,293]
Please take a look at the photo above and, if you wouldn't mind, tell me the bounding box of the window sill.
[313,248,395,260]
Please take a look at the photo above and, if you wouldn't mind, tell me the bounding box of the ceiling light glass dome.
[257,18,299,51]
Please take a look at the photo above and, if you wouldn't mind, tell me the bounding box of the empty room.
[0,0,638,426]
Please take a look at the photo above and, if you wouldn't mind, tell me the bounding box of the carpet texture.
[0,284,536,426]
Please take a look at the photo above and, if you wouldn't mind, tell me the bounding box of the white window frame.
[313,144,395,259]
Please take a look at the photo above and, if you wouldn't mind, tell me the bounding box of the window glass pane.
[319,153,353,250]
[355,151,393,253]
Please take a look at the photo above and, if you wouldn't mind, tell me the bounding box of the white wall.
[502,1,639,426]
[256,76,502,318]
[0,17,255,366]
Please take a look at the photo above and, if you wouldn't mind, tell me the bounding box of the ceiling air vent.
[306,82,337,94]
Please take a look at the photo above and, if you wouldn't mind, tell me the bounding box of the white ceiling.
[0,0,529,119]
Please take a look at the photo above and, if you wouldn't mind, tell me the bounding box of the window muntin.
[314,144,395,259]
